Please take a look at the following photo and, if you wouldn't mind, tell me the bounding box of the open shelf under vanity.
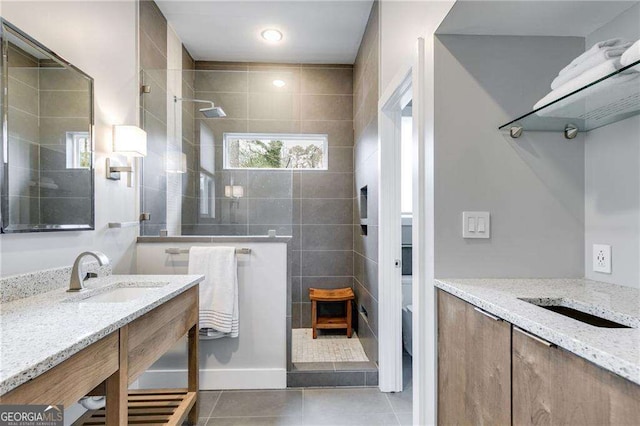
[500,58,640,138]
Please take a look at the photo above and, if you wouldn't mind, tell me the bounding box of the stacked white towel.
[535,38,638,110]
[621,39,640,71]
[551,43,632,89]
[188,246,239,339]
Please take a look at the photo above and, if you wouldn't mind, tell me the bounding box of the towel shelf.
[165,247,251,255]
[499,58,640,136]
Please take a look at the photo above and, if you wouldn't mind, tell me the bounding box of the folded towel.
[535,57,633,110]
[552,43,632,89]
[621,39,640,70]
[536,72,639,118]
[559,38,624,75]
[188,246,239,338]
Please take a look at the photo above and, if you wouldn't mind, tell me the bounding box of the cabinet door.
[512,327,640,425]
[437,290,512,425]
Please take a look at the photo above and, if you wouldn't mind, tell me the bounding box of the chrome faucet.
[68,251,110,292]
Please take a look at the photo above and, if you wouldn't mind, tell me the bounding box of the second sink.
[520,297,633,329]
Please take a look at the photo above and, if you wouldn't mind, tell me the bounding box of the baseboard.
[138,368,287,390]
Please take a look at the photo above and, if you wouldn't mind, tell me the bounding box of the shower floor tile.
[292,328,369,363]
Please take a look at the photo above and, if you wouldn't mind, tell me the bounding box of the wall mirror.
[0,19,95,232]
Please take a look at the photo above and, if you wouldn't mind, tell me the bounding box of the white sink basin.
[79,285,166,303]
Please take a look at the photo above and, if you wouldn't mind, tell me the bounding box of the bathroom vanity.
[0,274,203,425]
[436,279,640,425]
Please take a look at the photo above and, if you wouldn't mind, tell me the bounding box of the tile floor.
[292,329,369,363]
[192,354,414,426]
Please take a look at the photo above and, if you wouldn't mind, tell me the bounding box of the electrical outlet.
[592,244,612,274]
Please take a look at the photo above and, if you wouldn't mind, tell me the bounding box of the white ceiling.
[436,1,638,37]
[156,0,374,64]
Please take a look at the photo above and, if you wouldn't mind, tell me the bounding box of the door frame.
[378,63,413,393]
[379,37,437,426]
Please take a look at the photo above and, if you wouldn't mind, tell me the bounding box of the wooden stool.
[309,287,355,339]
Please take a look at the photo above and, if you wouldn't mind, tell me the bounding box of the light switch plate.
[463,211,490,239]
[593,244,612,274]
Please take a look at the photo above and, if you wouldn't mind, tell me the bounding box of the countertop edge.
[0,275,204,395]
[137,236,292,243]
[434,279,640,386]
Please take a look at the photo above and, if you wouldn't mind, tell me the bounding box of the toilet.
[402,276,413,356]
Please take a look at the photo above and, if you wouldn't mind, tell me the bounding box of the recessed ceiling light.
[273,79,286,88]
[261,29,283,42]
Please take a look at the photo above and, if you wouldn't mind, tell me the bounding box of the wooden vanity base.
[73,389,196,425]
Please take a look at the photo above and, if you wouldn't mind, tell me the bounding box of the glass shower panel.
[140,69,294,237]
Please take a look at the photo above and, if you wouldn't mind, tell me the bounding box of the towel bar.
[165,247,251,255]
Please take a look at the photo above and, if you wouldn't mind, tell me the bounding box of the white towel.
[621,39,640,71]
[535,57,633,110]
[188,246,239,338]
[551,43,632,89]
[559,38,624,75]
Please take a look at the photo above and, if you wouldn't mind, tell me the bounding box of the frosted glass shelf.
[499,59,640,136]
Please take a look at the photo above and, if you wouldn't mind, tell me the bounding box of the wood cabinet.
[437,289,512,425]
[1,286,199,426]
[437,288,640,426]
[512,326,640,426]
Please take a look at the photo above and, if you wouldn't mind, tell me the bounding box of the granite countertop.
[0,274,203,395]
[435,278,640,385]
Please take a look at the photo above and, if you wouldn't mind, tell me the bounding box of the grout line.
[206,390,223,418]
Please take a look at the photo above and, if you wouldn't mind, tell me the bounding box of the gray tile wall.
[192,62,355,329]
[353,2,380,364]
[139,0,168,236]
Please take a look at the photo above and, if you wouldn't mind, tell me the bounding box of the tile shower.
[139,57,376,384]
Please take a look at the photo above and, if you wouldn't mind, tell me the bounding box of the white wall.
[584,3,640,288]
[0,0,139,276]
[136,242,287,389]
[380,0,455,94]
[434,35,586,278]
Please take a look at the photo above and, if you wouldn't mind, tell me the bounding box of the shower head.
[199,105,227,118]
[174,96,226,118]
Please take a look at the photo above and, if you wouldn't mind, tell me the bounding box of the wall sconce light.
[107,125,147,187]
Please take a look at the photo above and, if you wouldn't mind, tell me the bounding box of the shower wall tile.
[247,171,294,198]
[191,62,354,331]
[246,120,300,134]
[352,2,379,364]
[301,67,353,95]
[300,172,353,199]
[328,147,354,173]
[301,199,352,225]
[300,94,353,121]
[140,0,167,54]
[302,250,353,277]
[301,225,353,251]
[247,198,293,225]
[195,70,248,93]
[300,120,353,147]
[248,92,300,120]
